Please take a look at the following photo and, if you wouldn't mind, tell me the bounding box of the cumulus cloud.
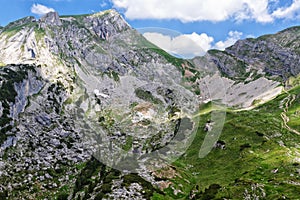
[112,0,274,23]
[143,32,213,58]
[100,2,108,8]
[112,0,300,23]
[31,4,55,16]
[143,30,244,58]
[214,31,243,50]
[235,0,273,23]
[272,0,300,19]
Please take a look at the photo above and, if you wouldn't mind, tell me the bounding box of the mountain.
[189,27,300,108]
[225,27,300,80]
[0,10,299,199]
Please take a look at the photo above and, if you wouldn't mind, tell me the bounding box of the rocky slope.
[0,9,299,199]
[0,10,200,199]
[190,27,300,107]
[196,26,300,81]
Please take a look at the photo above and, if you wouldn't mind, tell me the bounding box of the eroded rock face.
[39,12,62,26]
[84,10,130,40]
[203,27,300,80]
[11,70,44,119]
[0,64,43,144]
[225,39,300,79]
[0,64,95,198]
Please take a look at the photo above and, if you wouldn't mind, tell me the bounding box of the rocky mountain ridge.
[190,26,300,107]
[201,26,300,81]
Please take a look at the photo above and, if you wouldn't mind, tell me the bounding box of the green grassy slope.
[153,86,300,199]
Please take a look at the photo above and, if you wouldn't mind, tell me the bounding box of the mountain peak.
[40,11,62,26]
[90,9,120,18]
[2,16,36,32]
[84,9,131,40]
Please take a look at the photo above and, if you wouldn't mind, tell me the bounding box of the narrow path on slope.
[281,94,300,135]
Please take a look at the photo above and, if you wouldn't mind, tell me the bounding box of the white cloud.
[100,2,108,8]
[272,0,300,19]
[31,4,55,16]
[237,0,274,23]
[143,30,243,58]
[143,32,214,58]
[112,0,275,23]
[112,0,300,23]
[214,31,243,50]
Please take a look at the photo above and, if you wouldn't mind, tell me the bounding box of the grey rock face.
[11,71,44,120]
[0,65,44,150]
[205,27,300,80]
[206,51,246,78]
[39,12,62,26]
[84,9,130,40]
[225,38,300,79]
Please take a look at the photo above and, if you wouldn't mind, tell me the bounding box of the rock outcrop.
[39,12,62,26]
[84,9,130,40]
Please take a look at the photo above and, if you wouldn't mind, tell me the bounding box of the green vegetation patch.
[165,88,300,199]
[135,88,163,104]
[34,26,46,42]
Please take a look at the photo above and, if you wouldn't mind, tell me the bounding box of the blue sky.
[1,0,300,57]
